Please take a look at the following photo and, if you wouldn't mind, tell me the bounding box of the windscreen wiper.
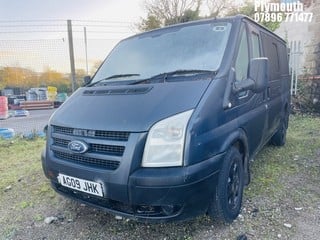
[129,69,217,85]
[88,74,140,87]
[165,69,217,76]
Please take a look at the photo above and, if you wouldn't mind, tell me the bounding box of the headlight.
[142,110,193,167]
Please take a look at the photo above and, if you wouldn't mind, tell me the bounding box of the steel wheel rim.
[227,161,240,210]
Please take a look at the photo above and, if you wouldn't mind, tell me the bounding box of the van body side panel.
[261,31,290,138]
[235,92,268,155]
[185,76,266,166]
[278,41,291,122]
[185,79,232,165]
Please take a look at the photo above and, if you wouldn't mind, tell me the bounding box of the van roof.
[130,15,286,44]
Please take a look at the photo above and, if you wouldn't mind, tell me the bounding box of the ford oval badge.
[68,140,89,154]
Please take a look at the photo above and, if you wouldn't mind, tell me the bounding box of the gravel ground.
[0,109,55,135]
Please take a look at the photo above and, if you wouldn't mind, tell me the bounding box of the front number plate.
[57,173,103,197]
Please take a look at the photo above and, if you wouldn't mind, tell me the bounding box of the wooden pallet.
[20,100,54,110]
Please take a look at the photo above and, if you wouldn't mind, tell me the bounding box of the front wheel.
[208,147,244,223]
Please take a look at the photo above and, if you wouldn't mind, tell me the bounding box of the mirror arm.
[232,78,255,93]
[83,76,91,86]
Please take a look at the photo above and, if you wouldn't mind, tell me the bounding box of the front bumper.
[42,147,225,222]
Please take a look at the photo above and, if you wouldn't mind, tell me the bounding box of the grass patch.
[33,213,44,222]
[245,115,320,201]
[19,201,32,209]
[0,137,45,191]
[0,137,62,238]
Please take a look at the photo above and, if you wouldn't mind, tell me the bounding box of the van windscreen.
[92,22,231,83]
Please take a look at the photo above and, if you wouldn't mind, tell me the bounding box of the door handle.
[267,87,271,99]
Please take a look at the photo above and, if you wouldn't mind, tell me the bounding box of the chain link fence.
[0,20,135,92]
[0,20,135,136]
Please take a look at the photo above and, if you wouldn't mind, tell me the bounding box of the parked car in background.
[14,109,30,117]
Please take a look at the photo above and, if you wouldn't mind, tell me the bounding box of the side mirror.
[83,76,91,86]
[249,57,268,93]
[233,58,268,93]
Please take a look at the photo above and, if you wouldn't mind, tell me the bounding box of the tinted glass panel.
[235,26,249,81]
[251,32,261,58]
[92,22,232,83]
[261,32,281,80]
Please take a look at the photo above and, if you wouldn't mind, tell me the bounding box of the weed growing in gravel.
[246,115,320,200]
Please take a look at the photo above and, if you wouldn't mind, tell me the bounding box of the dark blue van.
[42,15,290,222]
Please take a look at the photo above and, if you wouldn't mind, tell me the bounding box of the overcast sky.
[0,0,147,73]
[0,0,146,22]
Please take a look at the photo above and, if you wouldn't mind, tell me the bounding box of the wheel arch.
[220,128,250,185]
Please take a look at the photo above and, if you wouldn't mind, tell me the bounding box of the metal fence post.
[289,40,302,96]
[67,19,76,92]
[84,26,89,75]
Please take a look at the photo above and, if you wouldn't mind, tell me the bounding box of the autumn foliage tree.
[0,66,73,93]
[0,67,36,89]
[39,68,65,86]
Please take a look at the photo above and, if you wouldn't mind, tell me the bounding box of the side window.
[251,32,261,58]
[235,26,249,81]
[261,32,281,80]
[278,43,289,74]
[272,43,280,72]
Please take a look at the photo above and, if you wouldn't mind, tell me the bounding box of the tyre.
[271,113,289,146]
[208,147,244,223]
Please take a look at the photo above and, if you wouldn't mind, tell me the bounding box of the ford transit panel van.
[42,15,290,222]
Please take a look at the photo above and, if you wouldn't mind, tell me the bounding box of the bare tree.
[143,0,202,26]
[137,0,239,32]
[205,0,232,17]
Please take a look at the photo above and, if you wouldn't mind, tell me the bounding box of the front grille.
[51,125,129,170]
[53,151,120,170]
[53,125,74,135]
[53,138,69,147]
[53,138,124,156]
[91,143,124,156]
[53,125,130,141]
[94,130,129,141]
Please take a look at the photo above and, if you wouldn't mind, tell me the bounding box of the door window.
[251,32,261,58]
[235,26,249,82]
